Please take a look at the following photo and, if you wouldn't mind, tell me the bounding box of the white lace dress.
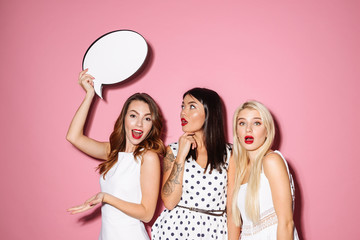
[99,152,149,240]
[151,142,231,240]
[237,151,299,240]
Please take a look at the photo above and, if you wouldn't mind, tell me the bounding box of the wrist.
[85,91,95,99]
[101,193,107,203]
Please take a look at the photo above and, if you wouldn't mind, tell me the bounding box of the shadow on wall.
[288,163,304,240]
[78,206,102,225]
[273,114,304,239]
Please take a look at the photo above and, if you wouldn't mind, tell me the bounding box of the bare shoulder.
[263,152,287,177]
[142,150,160,164]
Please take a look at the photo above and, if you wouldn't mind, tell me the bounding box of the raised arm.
[68,150,161,223]
[227,154,241,239]
[160,133,195,210]
[263,153,294,240]
[66,69,110,160]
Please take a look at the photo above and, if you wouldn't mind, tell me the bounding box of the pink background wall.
[1,0,359,239]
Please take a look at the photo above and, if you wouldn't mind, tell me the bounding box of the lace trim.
[242,208,278,236]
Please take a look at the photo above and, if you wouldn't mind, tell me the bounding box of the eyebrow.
[183,101,198,105]
[129,110,151,116]
[237,117,262,121]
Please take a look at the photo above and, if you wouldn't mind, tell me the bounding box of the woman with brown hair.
[66,69,165,240]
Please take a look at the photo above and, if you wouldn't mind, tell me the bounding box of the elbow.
[66,134,73,143]
[287,220,295,231]
[163,201,176,211]
[141,217,152,223]
[279,219,294,234]
[161,195,179,210]
[161,193,177,210]
[140,208,156,223]
[66,133,77,145]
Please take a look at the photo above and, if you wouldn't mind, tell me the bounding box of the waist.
[176,205,226,217]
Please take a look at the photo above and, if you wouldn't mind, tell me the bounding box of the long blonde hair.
[232,100,275,226]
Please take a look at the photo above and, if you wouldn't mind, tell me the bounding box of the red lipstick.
[181,118,188,126]
[132,129,143,139]
[245,136,254,144]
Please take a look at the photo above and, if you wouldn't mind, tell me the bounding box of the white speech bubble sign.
[82,30,148,98]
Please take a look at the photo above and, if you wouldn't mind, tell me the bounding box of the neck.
[193,131,205,149]
[125,141,135,153]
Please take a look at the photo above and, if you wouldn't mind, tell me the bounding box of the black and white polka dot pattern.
[151,142,231,240]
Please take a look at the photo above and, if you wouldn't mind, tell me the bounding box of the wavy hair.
[183,88,228,173]
[97,93,166,178]
[232,100,275,226]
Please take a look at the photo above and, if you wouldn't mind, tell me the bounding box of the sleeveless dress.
[99,152,149,240]
[151,142,231,240]
[237,151,299,240]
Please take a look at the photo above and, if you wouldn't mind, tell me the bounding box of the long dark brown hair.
[97,93,165,178]
[183,88,228,173]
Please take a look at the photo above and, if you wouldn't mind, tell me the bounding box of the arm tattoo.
[162,161,183,196]
[162,148,175,173]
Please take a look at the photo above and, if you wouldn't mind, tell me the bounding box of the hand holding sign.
[82,30,148,98]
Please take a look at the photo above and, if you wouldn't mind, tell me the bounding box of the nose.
[136,118,143,127]
[180,108,186,117]
[246,124,252,132]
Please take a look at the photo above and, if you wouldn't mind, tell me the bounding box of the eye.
[181,104,185,109]
[190,104,195,109]
[238,121,245,126]
[254,121,261,126]
[145,117,152,121]
[130,114,136,118]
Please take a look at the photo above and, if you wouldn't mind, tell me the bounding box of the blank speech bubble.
[82,30,148,99]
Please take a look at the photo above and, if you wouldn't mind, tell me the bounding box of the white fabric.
[151,142,231,240]
[237,151,299,240]
[99,152,149,240]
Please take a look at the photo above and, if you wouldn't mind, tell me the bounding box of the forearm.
[277,220,294,240]
[227,211,241,239]
[161,160,185,210]
[103,193,155,223]
[66,92,94,144]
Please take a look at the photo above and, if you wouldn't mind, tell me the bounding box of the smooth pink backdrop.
[1,0,359,239]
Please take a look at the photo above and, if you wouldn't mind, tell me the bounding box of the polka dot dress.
[151,142,231,240]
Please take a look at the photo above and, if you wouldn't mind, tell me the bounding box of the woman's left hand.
[67,192,105,214]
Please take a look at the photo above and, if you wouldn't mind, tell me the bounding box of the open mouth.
[181,118,188,126]
[132,129,143,139]
[245,136,254,144]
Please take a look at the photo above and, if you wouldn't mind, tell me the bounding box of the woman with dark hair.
[66,69,165,240]
[151,88,240,239]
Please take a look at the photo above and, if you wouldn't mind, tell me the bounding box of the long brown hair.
[97,93,165,178]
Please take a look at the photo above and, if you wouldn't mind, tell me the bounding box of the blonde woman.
[231,101,299,240]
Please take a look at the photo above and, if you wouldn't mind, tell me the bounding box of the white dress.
[99,152,149,240]
[151,142,231,240]
[237,151,299,240]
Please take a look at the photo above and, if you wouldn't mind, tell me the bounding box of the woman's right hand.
[78,69,95,95]
[177,132,197,160]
